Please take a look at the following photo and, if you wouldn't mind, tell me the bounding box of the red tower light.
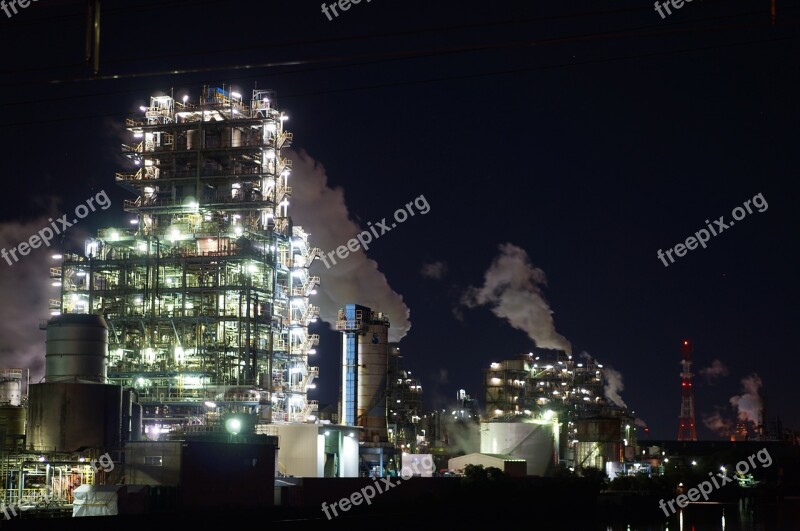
[678,339,698,441]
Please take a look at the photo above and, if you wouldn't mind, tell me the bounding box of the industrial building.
[50,85,321,434]
[335,304,423,476]
[480,349,636,477]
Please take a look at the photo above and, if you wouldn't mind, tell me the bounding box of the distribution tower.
[50,85,321,436]
[677,339,697,441]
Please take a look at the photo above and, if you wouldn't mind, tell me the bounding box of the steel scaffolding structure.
[51,85,320,434]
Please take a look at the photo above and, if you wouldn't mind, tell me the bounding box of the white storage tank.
[480,419,556,476]
[45,314,108,383]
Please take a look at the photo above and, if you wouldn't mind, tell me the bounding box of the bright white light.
[266,123,277,133]
[543,410,555,421]
[265,150,276,160]
[234,226,243,236]
[247,264,258,274]
[129,219,139,225]
[76,271,87,277]
[182,95,189,103]
[308,384,316,389]
[280,114,288,121]
[225,418,242,435]
[308,349,316,355]
[52,281,61,287]
[139,106,147,112]
[231,92,242,99]
[52,254,62,260]
[133,132,143,138]
[204,401,216,408]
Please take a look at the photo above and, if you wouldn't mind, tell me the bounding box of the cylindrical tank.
[45,314,108,383]
[480,420,556,476]
[130,403,143,442]
[357,317,389,442]
[0,369,23,406]
[26,382,121,452]
[0,406,26,448]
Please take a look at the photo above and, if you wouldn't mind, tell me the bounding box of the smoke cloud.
[602,366,627,408]
[699,359,729,384]
[0,219,54,382]
[461,243,571,354]
[421,261,448,280]
[729,374,762,427]
[702,407,734,437]
[288,148,411,342]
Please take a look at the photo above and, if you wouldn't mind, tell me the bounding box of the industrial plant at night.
[0,2,798,527]
[0,85,796,528]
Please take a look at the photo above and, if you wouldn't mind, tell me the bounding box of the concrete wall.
[125,441,182,486]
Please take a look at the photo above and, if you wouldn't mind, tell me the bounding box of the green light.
[225,418,242,435]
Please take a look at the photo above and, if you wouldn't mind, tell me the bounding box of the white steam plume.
[0,219,54,381]
[288,148,411,342]
[602,367,627,408]
[462,243,571,354]
[699,359,729,384]
[702,407,734,437]
[729,374,762,427]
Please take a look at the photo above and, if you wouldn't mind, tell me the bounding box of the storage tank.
[480,419,556,476]
[0,369,23,406]
[45,314,108,383]
[26,382,122,452]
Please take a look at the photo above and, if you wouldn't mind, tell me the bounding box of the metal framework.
[678,339,697,441]
[51,85,320,434]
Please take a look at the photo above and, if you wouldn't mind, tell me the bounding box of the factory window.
[144,456,163,466]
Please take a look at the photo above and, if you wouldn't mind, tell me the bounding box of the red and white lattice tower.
[678,339,697,441]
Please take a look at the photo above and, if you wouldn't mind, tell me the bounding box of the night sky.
[1,0,797,441]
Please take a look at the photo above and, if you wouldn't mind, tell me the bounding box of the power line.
[0,33,793,129]
[2,5,793,97]
[0,0,776,78]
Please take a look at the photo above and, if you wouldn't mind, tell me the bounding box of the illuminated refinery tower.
[677,339,697,441]
[336,304,390,443]
[51,85,320,435]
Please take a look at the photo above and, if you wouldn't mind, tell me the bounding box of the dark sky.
[1,0,797,441]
